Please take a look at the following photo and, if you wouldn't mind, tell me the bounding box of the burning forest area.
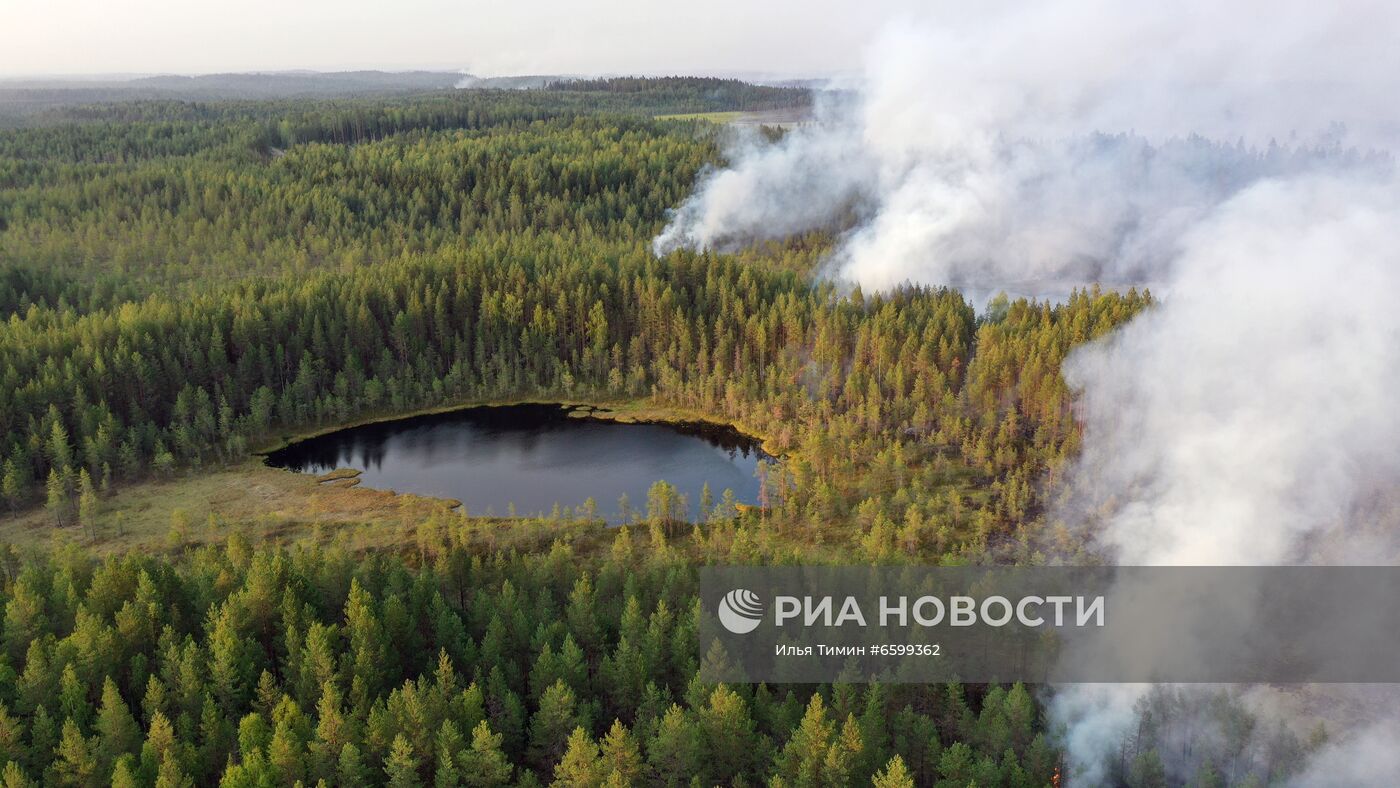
[0,0,1398,785]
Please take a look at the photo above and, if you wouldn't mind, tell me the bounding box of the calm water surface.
[265,404,767,523]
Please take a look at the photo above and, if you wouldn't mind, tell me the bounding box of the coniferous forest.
[0,79,1308,786]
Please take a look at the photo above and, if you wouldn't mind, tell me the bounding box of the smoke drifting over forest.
[1053,173,1400,784]
[655,2,1399,295]
[657,0,1400,783]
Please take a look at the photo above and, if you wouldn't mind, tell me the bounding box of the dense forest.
[0,78,1309,785]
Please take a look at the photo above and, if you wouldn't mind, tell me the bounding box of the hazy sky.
[0,0,933,78]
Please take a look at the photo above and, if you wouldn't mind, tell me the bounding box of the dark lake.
[264,404,768,523]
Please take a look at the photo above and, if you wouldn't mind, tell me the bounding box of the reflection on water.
[265,404,768,523]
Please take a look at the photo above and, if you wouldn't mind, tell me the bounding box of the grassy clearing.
[653,111,745,123]
[0,459,479,555]
[655,109,812,128]
[0,457,614,558]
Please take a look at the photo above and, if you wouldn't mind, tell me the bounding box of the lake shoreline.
[258,399,775,523]
[251,396,779,458]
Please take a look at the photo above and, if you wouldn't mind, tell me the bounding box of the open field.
[655,108,812,127]
[0,459,448,553]
[653,110,746,122]
[0,457,619,558]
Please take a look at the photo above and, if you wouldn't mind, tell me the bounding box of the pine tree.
[195,693,232,784]
[645,705,701,784]
[310,682,353,780]
[3,583,49,665]
[48,421,73,476]
[385,735,421,788]
[109,756,139,788]
[773,693,834,783]
[141,711,180,783]
[432,720,464,788]
[824,714,866,785]
[337,742,370,788]
[550,727,601,787]
[1003,682,1036,754]
[236,713,271,761]
[153,749,192,788]
[0,703,23,766]
[459,721,512,788]
[872,754,916,788]
[267,714,307,786]
[597,720,642,784]
[45,469,70,526]
[1129,749,1168,788]
[1,457,25,511]
[28,705,57,773]
[937,741,976,786]
[529,680,580,773]
[0,761,34,788]
[76,469,98,540]
[856,683,890,779]
[95,678,142,772]
[696,685,758,783]
[206,606,253,711]
[52,718,99,787]
[58,664,88,728]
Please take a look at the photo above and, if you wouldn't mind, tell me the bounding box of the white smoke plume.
[1052,173,1400,783]
[655,1,1399,297]
[652,91,876,255]
[1291,717,1400,787]
[655,0,1400,783]
[1063,175,1400,567]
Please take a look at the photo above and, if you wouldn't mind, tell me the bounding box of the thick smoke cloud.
[655,1,1399,297]
[651,92,876,256]
[1063,174,1400,566]
[656,0,1400,783]
[1291,718,1400,787]
[1052,174,1400,783]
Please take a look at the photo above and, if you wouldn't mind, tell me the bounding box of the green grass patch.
[653,111,745,123]
[316,467,363,483]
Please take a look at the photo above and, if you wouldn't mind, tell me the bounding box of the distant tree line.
[544,77,807,113]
